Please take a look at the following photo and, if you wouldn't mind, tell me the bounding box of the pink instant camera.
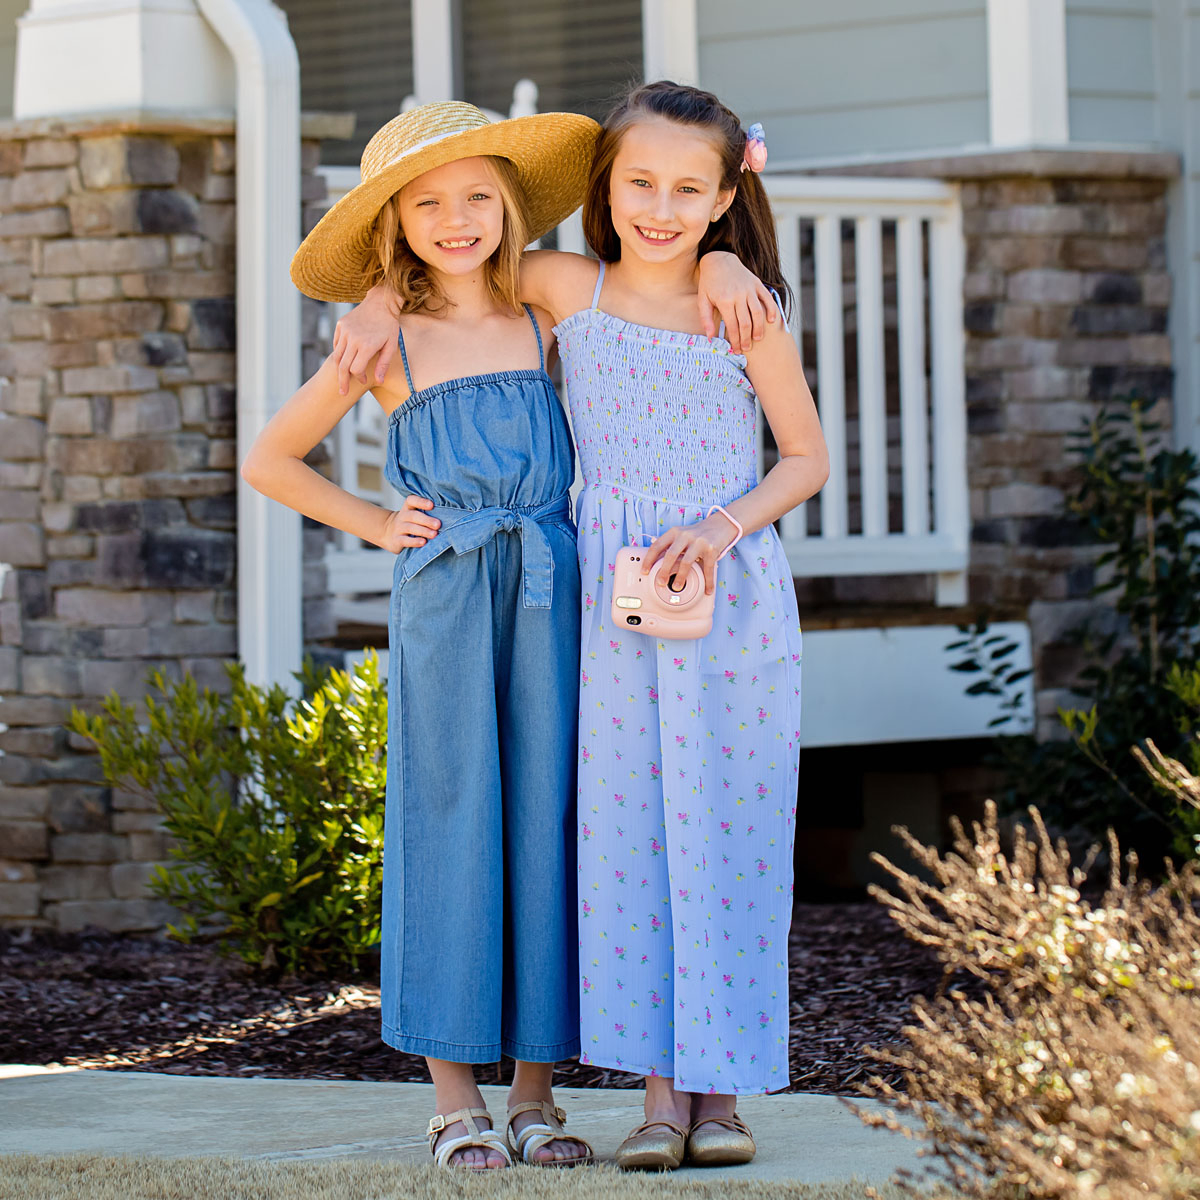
[610,545,715,640]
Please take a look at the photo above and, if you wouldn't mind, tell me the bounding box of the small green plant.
[951,400,1200,861]
[945,618,1030,730]
[69,653,387,976]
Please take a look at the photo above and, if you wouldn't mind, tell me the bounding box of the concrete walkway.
[0,1065,923,1186]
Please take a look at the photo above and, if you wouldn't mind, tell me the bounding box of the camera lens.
[626,615,642,626]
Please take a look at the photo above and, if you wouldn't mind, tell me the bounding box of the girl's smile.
[636,227,682,243]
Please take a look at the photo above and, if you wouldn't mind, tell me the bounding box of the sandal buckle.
[428,1115,446,1135]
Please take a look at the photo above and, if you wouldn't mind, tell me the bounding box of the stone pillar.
[0,113,346,931]
[957,171,1174,734]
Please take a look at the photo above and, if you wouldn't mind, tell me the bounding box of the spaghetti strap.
[522,303,544,369]
[590,261,607,310]
[396,324,416,394]
[769,287,789,334]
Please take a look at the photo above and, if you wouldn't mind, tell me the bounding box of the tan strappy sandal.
[505,1100,594,1167]
[685,1111,757,1165]
[614,1118,689,1170]
[427,1106,513,1170]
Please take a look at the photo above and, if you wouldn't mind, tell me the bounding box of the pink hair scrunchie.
[741,122,767,174]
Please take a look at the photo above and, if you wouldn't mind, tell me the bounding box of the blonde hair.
[365,155,528,316]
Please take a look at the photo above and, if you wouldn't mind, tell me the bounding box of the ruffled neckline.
[552,306,750,370]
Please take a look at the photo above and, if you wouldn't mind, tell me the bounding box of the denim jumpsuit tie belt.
[379,305,581,1063]
[398,493,571,610]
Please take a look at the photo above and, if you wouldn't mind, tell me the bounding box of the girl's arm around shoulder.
[333,287,403,394]
[241,351,440,553]
[518,249,598,324]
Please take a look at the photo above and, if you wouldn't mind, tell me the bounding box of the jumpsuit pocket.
[396,539,454,589]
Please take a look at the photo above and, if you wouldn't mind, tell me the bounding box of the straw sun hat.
[291,101,600,302]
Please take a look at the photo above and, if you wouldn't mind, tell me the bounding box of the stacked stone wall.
[0,120,334,930]
[959,175,1172,735]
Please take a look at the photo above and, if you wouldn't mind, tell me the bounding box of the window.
[461,0,642,121]
[277,0,414,166]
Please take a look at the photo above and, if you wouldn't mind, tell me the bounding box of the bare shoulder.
[520,250,600,322]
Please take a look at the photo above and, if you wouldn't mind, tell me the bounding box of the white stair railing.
[762,176,967,605]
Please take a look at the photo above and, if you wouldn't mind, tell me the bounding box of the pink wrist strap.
[707,505,744,560]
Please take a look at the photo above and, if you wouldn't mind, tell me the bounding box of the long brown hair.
[366,155,528,315]
[582,81,791,320]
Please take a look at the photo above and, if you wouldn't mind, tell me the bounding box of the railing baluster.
[929,205,968,606]
[335,398,362,552]
[777,207,801,352]
[897,215,929,537]
[855,216,887,538]
[814,213,847,541]
[775,210,806,540]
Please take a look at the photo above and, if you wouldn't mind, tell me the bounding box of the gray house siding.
[696,0,989,163]
[1065,0,1158,145]
[1158,0,1200,452]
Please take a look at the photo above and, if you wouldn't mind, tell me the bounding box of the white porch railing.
[320,173,968,618]
[763,175,968,606]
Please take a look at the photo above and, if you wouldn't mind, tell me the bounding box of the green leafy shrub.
[69,654,387,976]
[951,401,1200,861]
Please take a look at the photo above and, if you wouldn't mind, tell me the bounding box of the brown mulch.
[0,902,950,1096]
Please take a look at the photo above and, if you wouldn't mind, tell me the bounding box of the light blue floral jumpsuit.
[379,306,581,1065]
[554,264,802,1094]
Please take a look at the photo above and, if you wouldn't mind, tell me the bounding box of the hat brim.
[291,111,600,303]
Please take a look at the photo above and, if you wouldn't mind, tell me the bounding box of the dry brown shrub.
[856,801,1200,1200]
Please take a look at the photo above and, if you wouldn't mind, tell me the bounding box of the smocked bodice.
[552,308,758,507]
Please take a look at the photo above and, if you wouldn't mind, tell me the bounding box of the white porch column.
[642,0,698,85]
[412,0,456,103]
[198,0,302,692]
[985,0,1069,146]
[15,0,235,117]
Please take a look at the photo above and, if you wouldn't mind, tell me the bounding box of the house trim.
[197,0,304,691]
[642,0,697,85]
[768,144,1181,181]
[411,0,456,104]
[986,0,1069,147]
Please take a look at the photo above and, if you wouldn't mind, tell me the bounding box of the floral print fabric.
[553,306,803,1095]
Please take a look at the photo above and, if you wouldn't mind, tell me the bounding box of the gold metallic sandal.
[614,1118,689,1171]
[685,1112,756,1166]
[505,1100,594,1167]
[427,1106,513,1170]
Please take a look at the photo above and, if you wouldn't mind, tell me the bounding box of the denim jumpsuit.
[379,306,582,1064]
